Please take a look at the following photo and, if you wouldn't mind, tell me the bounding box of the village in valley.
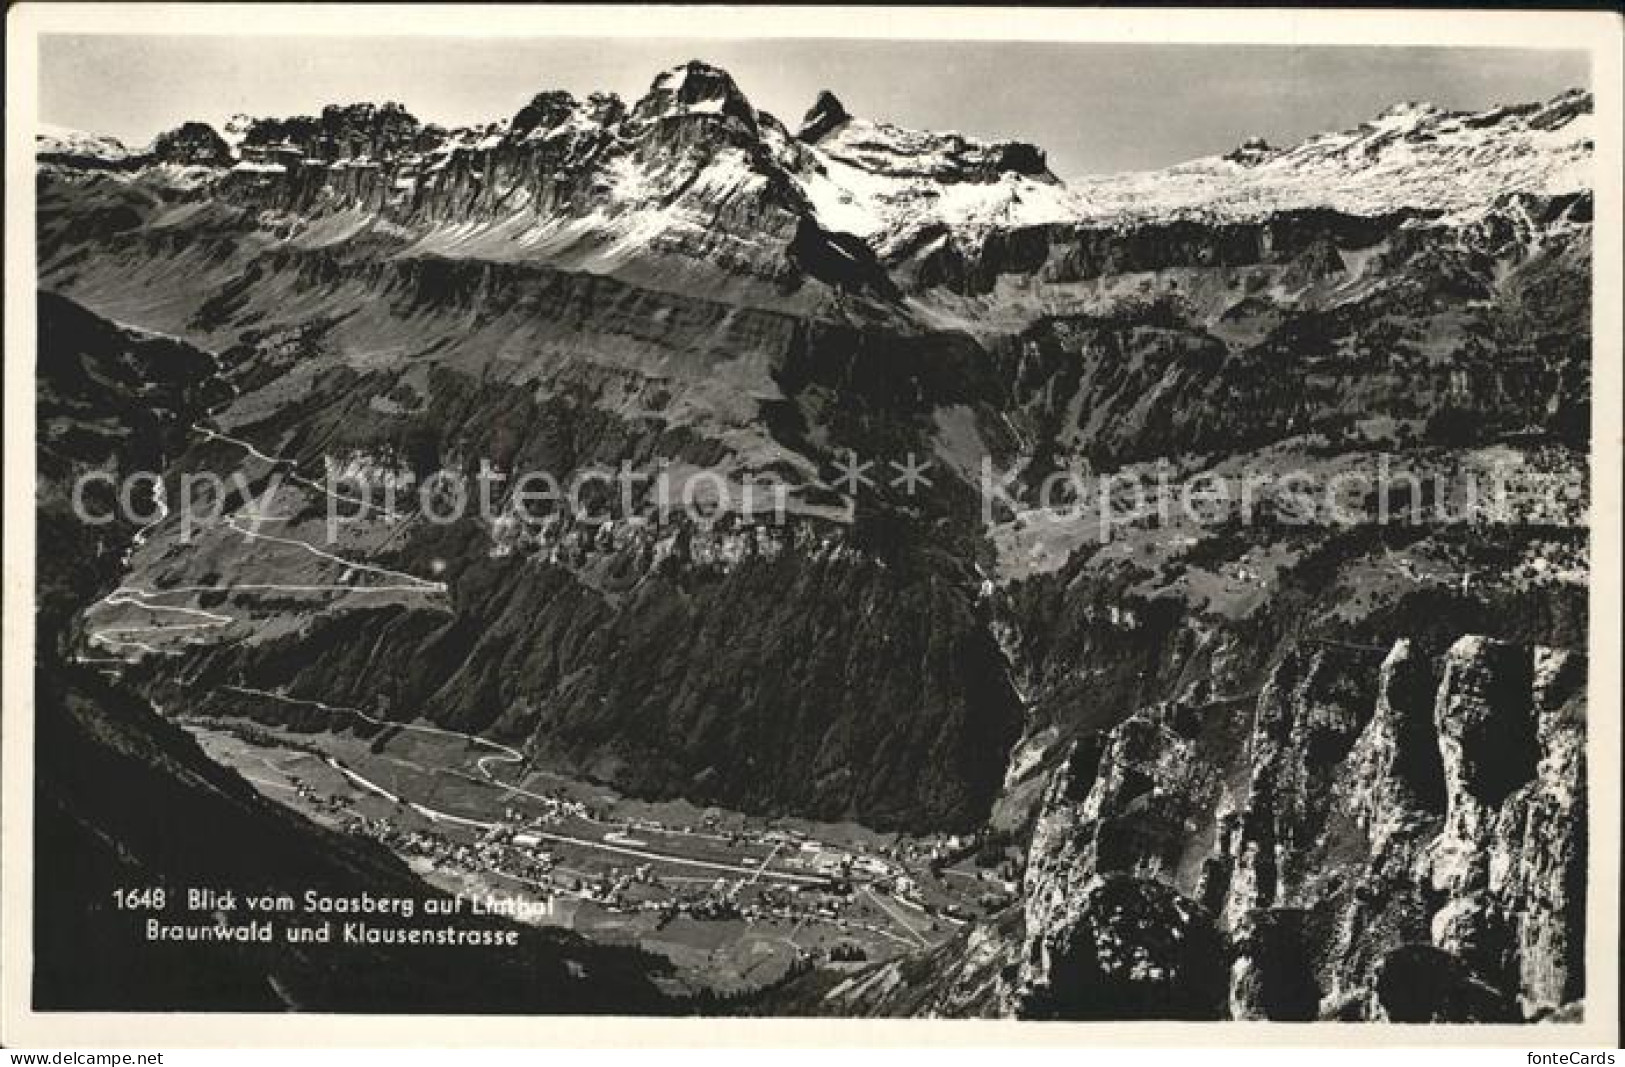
[190,716,1020,996]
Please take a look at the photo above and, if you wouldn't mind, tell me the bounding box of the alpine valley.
[34,61,1593,1020]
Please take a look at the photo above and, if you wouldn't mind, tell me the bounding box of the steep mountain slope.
[34,292,673,1011]
[35,65,1593,1018]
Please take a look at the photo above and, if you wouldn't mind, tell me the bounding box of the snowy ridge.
[1069,88,1594,223]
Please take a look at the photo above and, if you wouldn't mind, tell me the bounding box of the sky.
[38,36,1590,175]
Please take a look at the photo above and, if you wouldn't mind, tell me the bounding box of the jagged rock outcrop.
[1219,644,1381,927]
[631,58,759,132]
[1425,638,1541,894]
[234,101,427,164]
[1342,640,1447,856]
[1018,874,1227,1020]
[1013,702,1239,1018]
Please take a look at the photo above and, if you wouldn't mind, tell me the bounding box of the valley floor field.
[189,710,1008,996]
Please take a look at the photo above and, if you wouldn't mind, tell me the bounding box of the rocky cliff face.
[1004,633,1587,1022]
[151,121,234,167]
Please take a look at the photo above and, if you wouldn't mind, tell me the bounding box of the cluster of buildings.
[342,812,557,890]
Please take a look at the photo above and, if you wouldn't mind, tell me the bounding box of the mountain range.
[35,60,1593,1020]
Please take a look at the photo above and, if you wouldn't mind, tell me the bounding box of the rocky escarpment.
[1419,640,1587,1017]
[1006,633,1586,1021]
[760,627,1587,1021]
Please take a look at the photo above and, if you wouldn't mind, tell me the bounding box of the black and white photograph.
[3,3,1620,1050]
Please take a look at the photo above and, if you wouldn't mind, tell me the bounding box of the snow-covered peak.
[631,60,757,128]
[1222,136,1277,167]
[36,122,131,164]
[34,73,1594,278]
[1071,88,1595,223]
[785,91,1066,252]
